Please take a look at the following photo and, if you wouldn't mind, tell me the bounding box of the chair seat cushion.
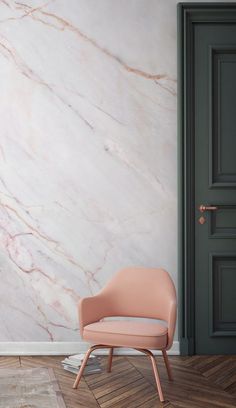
[83,320,168,349]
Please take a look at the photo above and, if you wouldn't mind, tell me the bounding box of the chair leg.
[107,347,113,373]
[73,345,98,389]
[148,352,165,403]
[73,344,166,403]
[162,350,173,381]
[135,348,164,403]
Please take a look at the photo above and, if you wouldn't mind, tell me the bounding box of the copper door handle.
[199,205,218,213]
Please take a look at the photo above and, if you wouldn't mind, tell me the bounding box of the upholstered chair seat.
[83,320,168,349]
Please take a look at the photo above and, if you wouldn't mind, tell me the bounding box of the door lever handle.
[199,205,218,213]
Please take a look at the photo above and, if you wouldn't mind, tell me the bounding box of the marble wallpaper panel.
[0,0,178,342]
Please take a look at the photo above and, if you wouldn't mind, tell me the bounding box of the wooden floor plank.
[0,355,235,407]
[186,355,236,397]
[0,356,20,368]
[128,355,236,408]
[97,377,158,408]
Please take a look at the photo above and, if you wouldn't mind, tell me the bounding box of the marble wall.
[0,0,179,343]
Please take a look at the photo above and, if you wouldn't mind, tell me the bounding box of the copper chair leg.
[73,344,113,389]
[73,344,166,403]
[107,347,113,373]
[73,346,95,389]
[162,350,173,381]
[135,348,164,403]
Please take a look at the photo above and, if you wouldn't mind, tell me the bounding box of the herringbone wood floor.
[0,355,236,407]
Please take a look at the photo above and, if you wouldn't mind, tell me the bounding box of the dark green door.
[178,4,236,355]
[194,18,236,353]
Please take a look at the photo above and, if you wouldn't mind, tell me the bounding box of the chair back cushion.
[101,267,176,324]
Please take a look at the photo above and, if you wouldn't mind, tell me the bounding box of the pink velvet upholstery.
[79,267,177,350]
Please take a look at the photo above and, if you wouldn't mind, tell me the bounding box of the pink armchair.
[73,267,177,402]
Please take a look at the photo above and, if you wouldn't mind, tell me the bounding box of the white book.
[68,354,96,362]
[61,355,99,367]
[63,365,102,375]
[61,358,81,367]
[62,362,100,370]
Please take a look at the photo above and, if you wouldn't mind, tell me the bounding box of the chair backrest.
[100,267,177,349]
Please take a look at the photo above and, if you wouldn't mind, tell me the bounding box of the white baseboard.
[0,341,179,356]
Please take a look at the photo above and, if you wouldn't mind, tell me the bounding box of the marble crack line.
[0,36,93,130]
[51,246,100,293]
[131,82,176,111]
[22,283,77,332]
[104,143,166,192]
[1,202,93,286]
[2,0,52,15]
[2,226,80,302]
[8,255,80,304]
[2,224,99,303]
[0,37,52,87]
[9,229,95,297]
[56,94,93,130]
[14,2,175,82]
[91,102,126,126]
[1,196,112,294]
[34,294,79,335]
[0,176,43,224]
[65,87,125,126]
[154,79,177,96]
[0,190,97,286]
[36,303,78,332]
[19,0,54,17]
[94,243,113,277]
[1,202,60,245]
[40,10,173,81]
[48,321,78,332]
[0,223,34,242]
[0,0,11,8]
[2,301,54,341]
[37,323,53,341]
[85,270,101,292]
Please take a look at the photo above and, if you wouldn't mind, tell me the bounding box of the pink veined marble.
[0,0,177,344]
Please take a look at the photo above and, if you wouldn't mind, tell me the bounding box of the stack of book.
[61,354,102,375]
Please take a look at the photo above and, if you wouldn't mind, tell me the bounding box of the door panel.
[178,4,236,355]
[210,255,236,336]
[211,205,236,238]
[195,22,236,353]
[211,48,236,186]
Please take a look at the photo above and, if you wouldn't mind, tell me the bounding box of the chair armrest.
[79,295,109,337]
[166,299,177,350]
